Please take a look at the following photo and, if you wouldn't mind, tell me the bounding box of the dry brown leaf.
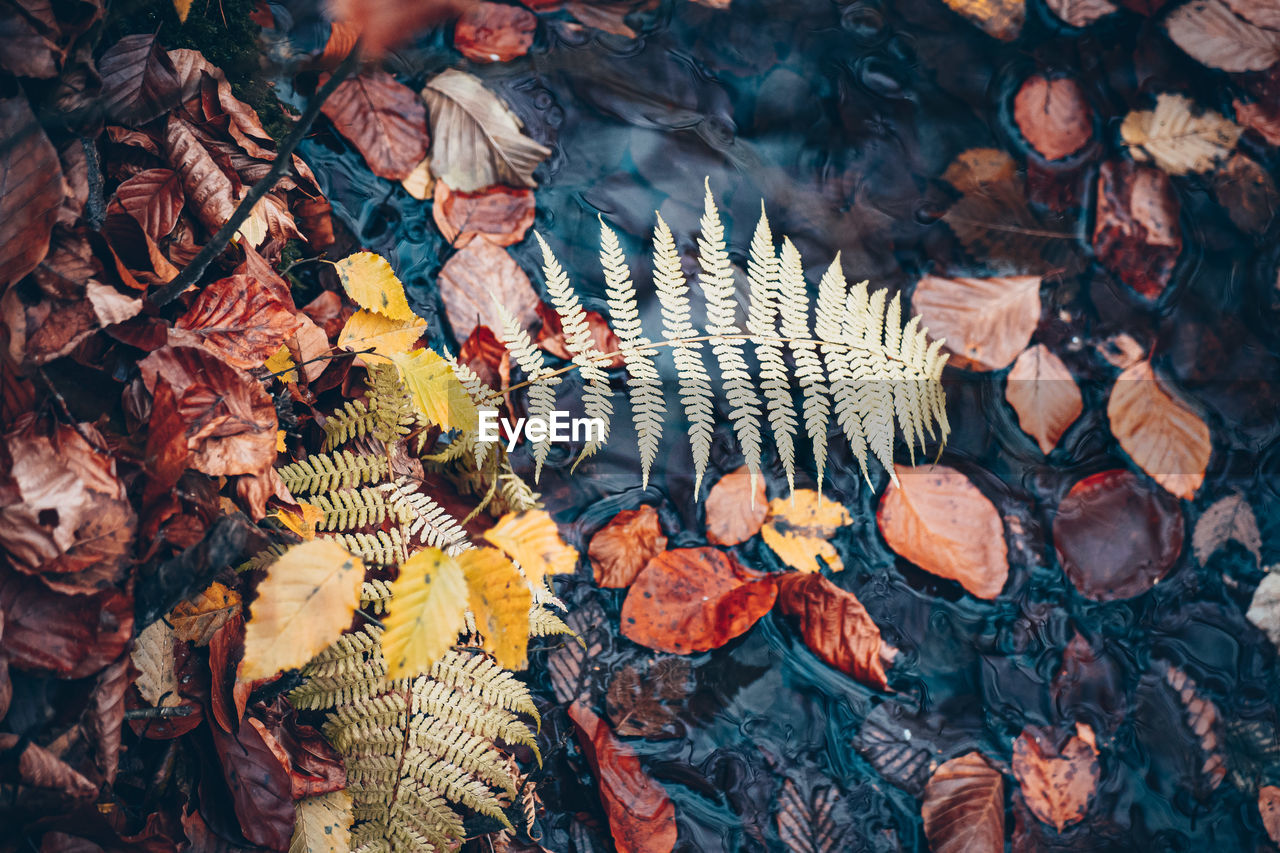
[761,491,851,573]
[453,1,538,63]
[1013,75,1093,161]
[1212,153,1278,235]
[1005,344,1082,454]
[705,465,768,546]
[173,274,303,371]
[606,659,690,739]
[922,752,1005,853]
[877,464,1009,600]
[940,0,1024,39]
[1044,0,1118,25]
[98,34,181,124]
[1093,159,1181,300]
[1107,359,1211,500]
[438,239,540,344]
[113,168,184,241]
[1165,0,1280,73]
[169,582,242,645]
[1121,93,1242,175]
[1011,725,1100,831]
[1193,493,1261,565]
[320,70,430,181]
[132,619,182,708]
[911,274,1041,371]
[776,572,895,691]
[164,113,238,236]
[0,95,63,290]
[588,505,667,588]
[422,68,552,192]
[432,180,536,247]
[0,734,98,800]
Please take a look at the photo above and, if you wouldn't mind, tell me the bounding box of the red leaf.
[459,323,508,390]
[588,505,667,588]
[320,70,430,181]
[0,571,133,678]
[439,240,540,345]
[1011,724,1100,831]
[326,0,466,58]
[209,614,248,734]
[1013,75,1093,161]
[704,465,768,546]
[0,733,98,799]
[1052,469,1183,601]
[143,378,191,510]
[921,752,1005,853]
[173,274,303,370]
[259,697,348,799]
[114,168,184,242]
[209,713,296,849]
[567,701,678,853]
[163,113,238,237]
[1235,97,1280,147]
[0,94,63,289]
[453,1,538,62]
[1092,159,1181,300]
[433,181,536,247]
[98,34,181,124]
[620,548,777,653]
[775,573,895,691]
[534,299,624,367]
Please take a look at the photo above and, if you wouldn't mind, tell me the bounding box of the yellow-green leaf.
[289,790,352,853]
[334,252,416,321]
[459,547,532,670]
[381,548,469,679]
[761,490,852,573]
[391,348,479,432]
[337,308,427,363]
[241,539,365,681]
[483,509,578,587]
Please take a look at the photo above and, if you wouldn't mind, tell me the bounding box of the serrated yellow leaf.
[289,790,352,853]
[334,252,417,321]
[483,509,578,587]
[381,548,469,678]
[272,502,325,540]
[168,581,241,646]
[458,547,531,670]
[266,344,298,383]
[390,348,479,432]
[241,539,365,681]
[337,308,426,364]
[761,490,851,573]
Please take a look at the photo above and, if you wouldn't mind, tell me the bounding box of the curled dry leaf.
[1092,160,1181,300]
[921,752,1005,853]
[422,68,552,192]
[1164,0,1280,73]
[320,71,430,181]
[1247,572,1280,648]
[1013,75,1093,161]
[1044,0,1117,25]
[620,547,778,653]
[911,274,1040,371]
[705,465,768,546]
[1053,469,1184,601]
[433,181,536,247]
[1193,493,1261,565]
[568,701,678,853]
[174,274,303,370]
[1121,94,1242,176]
[453,1,538,63]
[1005,344,1082,454]
[1011,725,1100,831]
[164,113,238,237]
[1161,663,1227,791]
[1107,359,1211,500]
[939,0,1024,40]
[0,94,63,289]
[439,239,541,344]
[589,505,667,587]
[0,734,98,800]
[877,464,1009,600]
[776,573,895,691]
[761,491,851,573]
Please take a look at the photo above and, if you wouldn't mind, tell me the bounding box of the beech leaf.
[1013,75,1093,161]
[174,274,303,371]
[1092,160,1182,299]
[320,71,430,181]
[334,252,417,321]
[390,348,480,432]
[1194,493,1261,565]
[0,95,63,290]
[438,239,541,345]
[776,573,895,691]
[761,491,851,573]
[939,0,1024,40]
[1005,343,1082,454]
[381,547,469,678]
[1121,94,1242,175]
[589,505,668,588]
[458,547,532,670]
[911,274,1041,371]
[290,791,353,853]
[113,168,184,242]
[132,619,182,708]
[433,181,536,248]
[776,775,857,853]
[337,308,427,363]
[99,34,181,124]
[1107,359,1211,500]
[483,508,579,588]
[921,752,1005,853]
[1164,0,1280,73]
[453,2,538,63]
[705,465,768,547]
[168,582,242,646]
[1011,725,1100,831]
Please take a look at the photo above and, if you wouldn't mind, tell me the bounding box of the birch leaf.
[390,348,479,432]
[483,509,580,588]
[381,548,469,679]
[1005,344,1082,454]
[1121,94,1242,175]
[911,274,1041,371]
[1164,0,1280,73]
[289,790,353,853]
[1107,359,1211,500]
[1193,493,1261,565]
[337,309,427,363]
[333,252,416,322]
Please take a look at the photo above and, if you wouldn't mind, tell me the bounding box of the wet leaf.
[1013,75,1093,161]
[0,734,98,799]
[761,491,851,573]
[548,600,606,704]
[337,308,427,364]
[168,581,242,646]
[1092,159,1182,299]
[320,70,430,181]
[1247,572,1280,648]
[620,547,777,654]
[132,619,182,707]
[589,505,667,588]
[453,2,538,63]
[940,0,1024,40]
[1165,0,1280,73]
[911,274,1040,371]
[1194,493,1261,565]
[459,546,533,669]
[877,464,1009,600]
[289,791,352,853]
[921,752,1005,853]
[1161,663,1228,791]
[776,775,857,853]
[776,573,894,690]
[0,572,133,678]
[113,168,184,241]
[852,702,937,794]
[1235,97,1280,147]
[334,252,417,322]
[606,658,691,738]
[1005,344,1082,454]
[1121,94,1242,175]
[483,508,579,587]
[1261,786,1280,845]
[163,113,238,237]
[568,701,678,853]
[327,0,465,58]
[704,465,768,546]
[0,94,63,289]
[438,239,540,345]
[421,68,552,192]
[1107,359,1211,500]
[98,34,181,124]
[240,539,365,681]
[1011,724,1100,831]
[1044,0,1117,25]
[173,274,303,371]
[1212,152,1278,235]
[1053,469,1184,601]
[433,181,536,247]
[210,715,295,849]
[534,298,624,367]
[391,347,480,432]
[381,548,469,678]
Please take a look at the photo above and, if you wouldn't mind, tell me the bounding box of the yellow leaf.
[381,548,469,678]
[483,509,578,587]
[168,581,242,646]
[337,308,426,363]
[390,348,479,432]
[458,547,531,670]
[276,430,287,453]
[266,344,298,383]
[289,790,352,853]
[241,539,365,681]
[334,252,417,321]
[173,0,192,23]
[761,490,852,573]
[272,502,325,540]
[941,0,1024,40]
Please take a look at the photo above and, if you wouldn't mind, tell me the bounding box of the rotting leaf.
[1092,159,1181,300]
[1005,343,1082,454]
[453,2,538,63]
[1121,93,1242,176]
[320,70,430,181]
[776,572,895,690]
[589,505,667,588]
[775,774,858,853]
[921,752,1005,853]
[877,464,1009,600]
[438,239,540,345]
[1107,359,1211,500]
[1013,75,1093,161]
[1011,724,1100,831]
[1194,493,1261,565]
[911,274,1040,372]
[761,491,851,573]
[704,465,768,547]
[433,181,536,247]
[606,658,691,739]
[1235,97,1280,147]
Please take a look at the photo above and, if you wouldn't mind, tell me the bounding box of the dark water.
[286,0,1280,848]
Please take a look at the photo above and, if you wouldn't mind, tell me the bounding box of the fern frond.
[496,459,540,513]
[323,399,379,450]
[779,239,832,496]
[279,450,391,496]
[697,180,764,499]
[237,542,288,574]
[497,304,559,482]
[331,528,410,566]
[367,362,420,443]
[653,212,715,491]
[600,218,664,488]
[311,486,410,532]
[450,361,496,473]
[817,260,870,482]
[746,207,798,495]
[385,479,470,555]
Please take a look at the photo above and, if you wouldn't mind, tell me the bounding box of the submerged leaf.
[1107,359,1211,500]
[1121,94,1242,175]
[589,505,667,588]
[911,274,1040,372]
[438,239,540,344]
[940,0,1024,40]
[705,465,768,547]
[761,491,851,573]
[921,752,1005,853]
[453,1,538,62]
[1011,725,1100,831]
[1013,75,1094,161]
[1005,343,1082,454]
[1092,159,1182,300]
[1194,493,1261,565]
[1164,0,1280,73]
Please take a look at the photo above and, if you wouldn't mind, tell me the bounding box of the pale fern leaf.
[819,260,870,482]
[779,239,832,496]
[496,303,559,482]
[746,207,797,495]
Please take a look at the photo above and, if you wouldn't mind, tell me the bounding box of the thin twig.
[148,46,363,307]
[124,705,195,720]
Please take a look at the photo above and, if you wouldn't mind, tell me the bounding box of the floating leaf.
[433,181,536,248]
[168,582,242,646]
[337,308,427,363]
[1013,75,1093,161]
[438,239,540,345]
[132,620,182,708]
[320,70,430,181]
[240,539,366,681]
[1011,725,1100,831]
[940,0,1024,40]
[334,252,417,322]
[776,775,857,853]
[1092,159,1182,300]
[589,505,667,588]
[921,752,1005,853]
[911,274,1040,371]
[1107,359,1211,500]
[705,465,768,546]
[1164,0,1280,73]
[1194,493,1261,565]
[1044,0,1117,25]
[453,2,538,63]
[761,491,851,573]
[877,464,1009,599]
[459,547,532,670]
[1247,572,1280,648]
[776,573,894,690]
[1121,94,1242,175]
[290,790,353,853]
[381,548,469,679]
[390,347,480,432]
[1005,344,1082,454]
[483,509,579,588]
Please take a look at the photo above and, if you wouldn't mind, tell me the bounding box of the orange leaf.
[1260,786,1280,845]
[761,490,851,573]
[876,464,1009,600]
[911,274,1041,371]
[433,181,536,248]
[320,71,430,181]
[704,465,767,546]
[1005,343,1082,454]
[588,505,667,588]
[921,752,1005,853]
[776,573,895,691]
[453,1,537,63]
[1013,75,1094,161]
[173,275,303,371]
[1107,359,1211,500]
[1011,724,1100,831]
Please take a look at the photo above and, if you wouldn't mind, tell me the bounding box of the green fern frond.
[323,399,378,449]
[237,542,288,574]
[311,486,410,532]
[279,450,391,495]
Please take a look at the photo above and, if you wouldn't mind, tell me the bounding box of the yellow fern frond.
[279,450,391,495]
